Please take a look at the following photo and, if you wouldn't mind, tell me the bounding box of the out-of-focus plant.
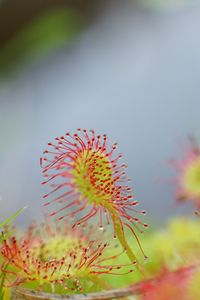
[139,264,200,300]
[170,137,200,212]
[132,137,200,299]
[0,207,26,299]
[1,220,135,295]
[141,218,200,274]
[0,8,82,76]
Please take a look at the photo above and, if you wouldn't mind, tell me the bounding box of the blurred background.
[0,0,200,226]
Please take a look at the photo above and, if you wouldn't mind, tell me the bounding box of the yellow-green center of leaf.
[72,150,114,206]
[182,158,200,197]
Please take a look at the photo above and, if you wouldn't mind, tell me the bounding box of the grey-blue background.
[0,0,200,226]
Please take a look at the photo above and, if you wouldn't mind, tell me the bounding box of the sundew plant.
[41,129,148,264]
[170,136,200,212]
[1,221,136,294]
[0,129,148,298]
[1,132,200,299]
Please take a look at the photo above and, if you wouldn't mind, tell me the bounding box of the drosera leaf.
[169,136,200,210]
[41,129,148,268]
[0,221,135,294]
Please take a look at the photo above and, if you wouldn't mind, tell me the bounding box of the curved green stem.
[111,214,137,264]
